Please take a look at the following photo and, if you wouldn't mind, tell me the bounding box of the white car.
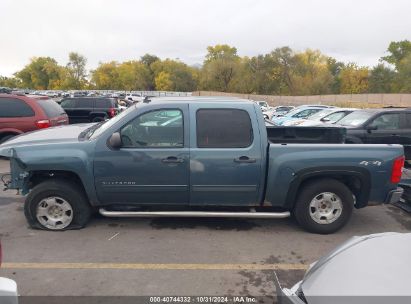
[125,93,144,102]
[276,232,411,304]
[282,108,357,126]
[0,243,18,304]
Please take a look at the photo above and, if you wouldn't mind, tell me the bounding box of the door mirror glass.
[108,132,122,149]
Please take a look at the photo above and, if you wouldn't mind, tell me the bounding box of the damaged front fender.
[1,148,31,194]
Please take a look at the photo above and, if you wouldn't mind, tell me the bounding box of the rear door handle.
[234,156,256,163]
[161,156,184,163]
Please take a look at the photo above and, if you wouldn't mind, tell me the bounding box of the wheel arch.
[28,170,91,205]
[285,167,371,209]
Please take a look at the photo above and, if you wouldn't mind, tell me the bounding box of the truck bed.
[266,126,346,144]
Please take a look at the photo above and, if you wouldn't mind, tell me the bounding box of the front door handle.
[234,156,256,163]
[391,134,400,137]
[161,156,184,163]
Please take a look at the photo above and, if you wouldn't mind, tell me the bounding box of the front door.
[189,105,263,206]
[94,106,190,205]
[364,112,401,144]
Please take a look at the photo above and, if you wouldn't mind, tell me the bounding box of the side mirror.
[366,125,378,132]
[321,117,331,122]
[108,132,122,149]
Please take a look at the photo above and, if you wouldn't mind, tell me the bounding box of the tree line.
[1,40,411,95]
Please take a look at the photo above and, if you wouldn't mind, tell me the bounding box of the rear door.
[0,97,36,132]
[399,113,411,159]
[364,112,402,144]
[74,98,95,123]
[189,104,263,206]
[60,98,78,124]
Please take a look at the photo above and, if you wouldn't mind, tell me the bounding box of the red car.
[0,94,68,144]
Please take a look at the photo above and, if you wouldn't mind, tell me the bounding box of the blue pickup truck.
[0,97,405,234]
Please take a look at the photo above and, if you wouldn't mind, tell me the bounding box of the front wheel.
[293,179,354,234]
[24,179,92,231]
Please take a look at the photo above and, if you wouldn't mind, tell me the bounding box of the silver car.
[276,232,411,304]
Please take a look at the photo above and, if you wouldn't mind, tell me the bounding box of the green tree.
[90,61,120,89]
[291,49,333,95]
[394,53,411,93]
[65,52,88,89]
[14,57,62,89]
[0,76,22,88]
[155,71,173,91]
[201,44,240,92]
[151,59,197,91]
[141,54,160,90]
[368,64,395,93]
[339,63,369,94]
[382,40,411,70]
[117,61,151,90]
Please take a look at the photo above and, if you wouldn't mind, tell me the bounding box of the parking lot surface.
[0,158,410,301]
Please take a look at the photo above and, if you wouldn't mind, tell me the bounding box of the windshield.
[89,104,138,139]
[337,111,373,127]
[306,109,334,121]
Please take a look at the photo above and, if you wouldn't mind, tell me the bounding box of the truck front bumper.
[385,187,404,204]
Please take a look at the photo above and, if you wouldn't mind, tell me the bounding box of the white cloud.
[1,0,410,76]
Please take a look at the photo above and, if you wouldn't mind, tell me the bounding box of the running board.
[99,208,290,219]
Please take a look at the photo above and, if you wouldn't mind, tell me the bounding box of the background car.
[335,108,411,160]
[272,106,330,126]
[0,94,68,144]
[263,106,295,120]
[283,108,357,126]
[125,93,144,102]
[60,97,120,124]
[276,232,411,304]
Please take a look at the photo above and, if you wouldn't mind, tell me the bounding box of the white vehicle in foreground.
[282,108,357,126]
[0,242,18,304]
[276,232,411,304]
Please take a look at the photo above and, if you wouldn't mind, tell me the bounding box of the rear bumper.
[385,187,404,204]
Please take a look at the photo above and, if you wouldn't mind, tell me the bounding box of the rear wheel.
[293,179,354,234]
[92,116,106,122]
[24,179,91,231]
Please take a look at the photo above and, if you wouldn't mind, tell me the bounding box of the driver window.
[120,109,184,148]
[368,113,400,130]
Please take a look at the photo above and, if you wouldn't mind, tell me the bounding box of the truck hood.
[0,123,95,157]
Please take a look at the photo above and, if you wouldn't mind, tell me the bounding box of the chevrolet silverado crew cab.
[0,97,405,234]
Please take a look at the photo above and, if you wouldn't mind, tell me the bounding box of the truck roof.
[148,96,252,104]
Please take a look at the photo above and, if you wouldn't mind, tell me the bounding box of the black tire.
[293,178,354,234]
[0,134,16,144]
[92,116,105,122]
[24,179,91,231]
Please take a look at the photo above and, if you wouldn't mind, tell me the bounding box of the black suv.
[60,97,119,124]
[335,108,411,160]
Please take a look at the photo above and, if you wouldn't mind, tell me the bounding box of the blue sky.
[1,0,411,76]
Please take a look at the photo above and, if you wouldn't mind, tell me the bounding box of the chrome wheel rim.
[36,197,73,230]
[309,192,343,224]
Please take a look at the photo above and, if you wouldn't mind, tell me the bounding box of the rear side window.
[76,99,95,108]
[95,98,113,108]
[196,109,253,148]
[0,98,34,117]
[60,99,76,108]
[368,113,401,130]
[36,99,65,118]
